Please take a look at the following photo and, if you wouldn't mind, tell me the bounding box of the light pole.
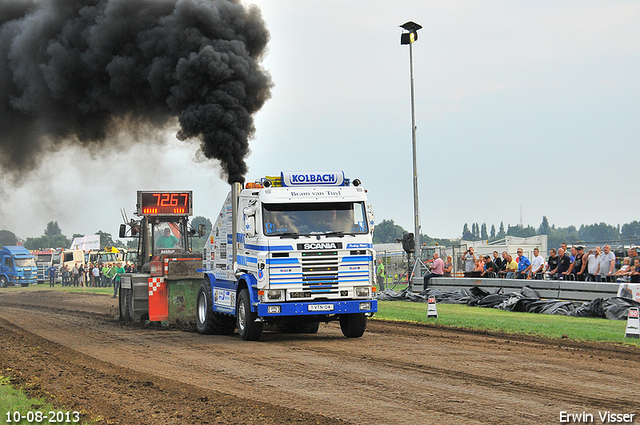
[400,21,422,262]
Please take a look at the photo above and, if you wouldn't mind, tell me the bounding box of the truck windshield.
[262,202,369,236]
[100,253,118,263]
[16,258,36,267]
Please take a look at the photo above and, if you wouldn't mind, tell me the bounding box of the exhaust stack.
[231,182,242,270]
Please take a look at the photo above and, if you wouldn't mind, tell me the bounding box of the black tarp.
[376,286,640,320]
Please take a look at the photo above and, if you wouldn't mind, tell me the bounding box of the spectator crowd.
[458,244,639,283]
[51,261,137,298]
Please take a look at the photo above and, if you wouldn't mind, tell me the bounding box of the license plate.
[308,304,334,312]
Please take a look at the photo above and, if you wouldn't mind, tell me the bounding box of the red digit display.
[138,191,192,216]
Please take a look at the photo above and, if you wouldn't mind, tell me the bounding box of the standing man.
[423,253,444,290]
[498,251,509,276]
[92,264,100,288]
[78,263,85,287]
[71,263,80,287]
[462,247,476,274]
[47,264,56,287]
[516,249,531,279]
[526,248,545,279]
[598,245,616,282]
[376,259,385,292]
[113,262,125,299]
[492,251,503,273]
[568,246,588,281]
[545,249,559,277]
[61,264,70,287]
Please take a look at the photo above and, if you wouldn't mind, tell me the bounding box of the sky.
[1,0,639,242]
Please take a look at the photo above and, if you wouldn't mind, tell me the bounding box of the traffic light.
[402,232,414,253]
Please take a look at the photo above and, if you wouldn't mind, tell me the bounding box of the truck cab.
[0,246,37,288]
[198,171,378,340]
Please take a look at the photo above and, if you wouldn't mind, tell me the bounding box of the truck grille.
[268,250,372,298]
[301,250,338,293]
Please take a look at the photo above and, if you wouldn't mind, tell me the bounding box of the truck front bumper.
[257,299,377,317]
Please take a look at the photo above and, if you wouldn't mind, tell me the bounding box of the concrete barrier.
[411,276,620,302]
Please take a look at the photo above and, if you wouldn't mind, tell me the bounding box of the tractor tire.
[196,282,235,335]
[237,289,263,341]
[339,313,367,338]
[119,289,131,321]
[127,287,136,323]
[0,276,8,288]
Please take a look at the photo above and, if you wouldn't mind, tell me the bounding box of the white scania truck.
[197,170,378,340]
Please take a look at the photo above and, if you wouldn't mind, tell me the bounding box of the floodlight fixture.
[400,21,422,45]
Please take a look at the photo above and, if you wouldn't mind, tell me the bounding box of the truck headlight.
[355,287,370,298]
[267,290,284,301]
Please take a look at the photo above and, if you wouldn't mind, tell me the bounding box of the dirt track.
[0,289,638,425]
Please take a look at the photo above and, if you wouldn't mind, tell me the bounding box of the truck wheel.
[339,313,367,338]
[196,282,236,335]
[237,289,263,341]
[196,282,213,334]
[119,289,131,321]
[0,276,8,288]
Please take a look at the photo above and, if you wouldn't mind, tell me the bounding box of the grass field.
[374,300,640,345]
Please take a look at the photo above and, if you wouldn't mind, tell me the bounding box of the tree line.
[0,217,213,252]
[373,216,640,249]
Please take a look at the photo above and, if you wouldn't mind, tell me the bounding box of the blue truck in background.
[0,246,37,288]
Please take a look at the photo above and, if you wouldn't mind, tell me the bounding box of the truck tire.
[0,276,8,288]
[237,288,263,341]
[339,313,367,338]
[119,289,131,321]
[196,282,235,335]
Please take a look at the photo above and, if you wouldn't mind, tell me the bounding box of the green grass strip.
[374,300,640,345]
[0,375,96,424]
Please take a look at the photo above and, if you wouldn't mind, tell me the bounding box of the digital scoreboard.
[137,191,193,216]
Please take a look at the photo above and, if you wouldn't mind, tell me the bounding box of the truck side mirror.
[243,206,257,238]
[367,205,375,232]
[119,224,127,238]
[198,223,206,237]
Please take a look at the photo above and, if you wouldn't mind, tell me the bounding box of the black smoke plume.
[0,0,272,183]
